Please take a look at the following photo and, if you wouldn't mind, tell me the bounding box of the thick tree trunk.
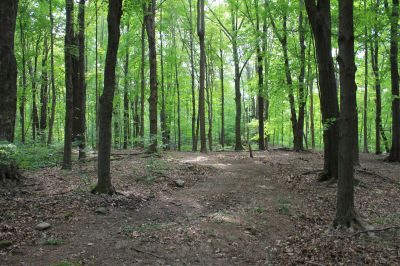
[93,0,122,195]
[72,0,86,159]
[387,0,400,162]
[0,0,19,181]
[305,0,340,180]
[48,0,57,145]
[335,0,360,228]
[62,0,74,170]
[198,0,207,153]
[144,0,158,153]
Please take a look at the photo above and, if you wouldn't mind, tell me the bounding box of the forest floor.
[0,148,400,265]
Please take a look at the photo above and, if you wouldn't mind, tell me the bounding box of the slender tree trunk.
[93,0,123,194]
[387,0,400,162]
[335,0,360,228]
[197,0,207,153]
[140,21,145,140]
[219,38,225,149]
[123,23,130,150]
[363,0,369,153]
[305,0,340,180]
[296,0,306,151]
[48,0,57,145]
[39,37,49,141]
[19,15,27,143]
[29,41,40,142]
[62,0,74,170]
[144,0,158,153]
[159,7,169,150]
[189,0,197,151]
[256,0,265,151]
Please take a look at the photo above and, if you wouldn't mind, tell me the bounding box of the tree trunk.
[48,0,57,145]
[335,0,360,228]
[197,0,207,153]
[29,42,40,142]
[363,0,369,153]
[62,0,74,170]
[387,0,400,162]
[220,42,225,149]
[93,0,123,195]
[296,0,306,151]
[189,0,197,151]
[144,0,158,153]
[256,0,265,151]
[0,0,19,181]
[19,15,27,143]
[123,23,130,150]
[140,21,145,140]
[305,0,340,181]
[39,37,49,141]
[72,0,86,159]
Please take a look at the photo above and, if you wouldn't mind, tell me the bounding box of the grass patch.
[41,238,63,246]
[276,198,292,215]
[50,261,80,266]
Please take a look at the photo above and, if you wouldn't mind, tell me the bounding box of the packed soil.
[1,149,399,265]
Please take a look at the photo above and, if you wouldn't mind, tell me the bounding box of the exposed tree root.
[333,214,367,232]
[351,226,400,237]
[317,171,337,183]
[91,184,116,195]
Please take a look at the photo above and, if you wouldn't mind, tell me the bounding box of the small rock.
[0,240,12,249]
[174,179,185,188]
[95,207,107,214]
[35,222,51,231]
[87,243,94,246]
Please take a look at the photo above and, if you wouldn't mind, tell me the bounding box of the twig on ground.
[351,226,400,237]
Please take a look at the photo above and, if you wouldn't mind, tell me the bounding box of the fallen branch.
[351,225,400,237]
[301,169,323,175]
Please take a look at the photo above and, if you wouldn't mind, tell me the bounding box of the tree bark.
[256,0,265,151]
[140,21,145,140]
[363,0,369,153]
[335,0,360,228]
[219,35,225,149]
[19,14,27,143]
[93,0,123,195]
[62,0,74,170]
[144,0,158,153]
[387,0,400,162]
[0,0,19,180]
[39,37,49,142]
[123,23,130,150]
[72,0,86,159]
[48,0,57,145]
[305,0,340,180]
[189,0,197,151]
[197,0,207,153]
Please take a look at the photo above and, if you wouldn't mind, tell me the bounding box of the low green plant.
[276,198,292,215]
[41,238,63,246]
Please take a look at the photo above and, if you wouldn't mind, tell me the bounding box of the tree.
[305,0,340,181]
[386,0,400,162]
[72,0,87,159]
[92,0,123,195]
[48,0,57,145]
[0,0,19,180]
[144,0,158,153]
[198,0,207,153]
[334,0,360,228]
[62,0,74,170]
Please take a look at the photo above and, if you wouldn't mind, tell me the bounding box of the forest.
[0,0,399,264]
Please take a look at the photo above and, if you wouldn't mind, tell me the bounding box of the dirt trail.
[2,150,399,265]
[1,151,295,265]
